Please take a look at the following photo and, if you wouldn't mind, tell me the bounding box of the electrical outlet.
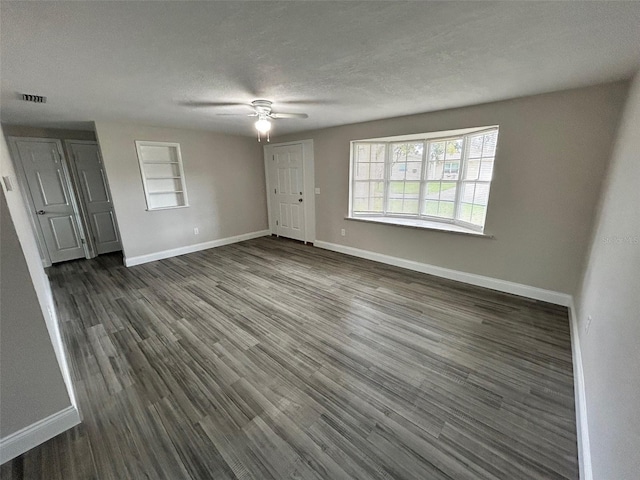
[341,228,346,236]
[586,315,593,334]
[194,227,199,235]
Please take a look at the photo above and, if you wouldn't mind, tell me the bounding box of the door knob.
[298,198,303,203]
[36,210,46,215]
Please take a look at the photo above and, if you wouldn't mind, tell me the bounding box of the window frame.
[349,126,499,233]
[135,140,189,211]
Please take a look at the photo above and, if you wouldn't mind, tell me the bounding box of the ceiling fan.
[207,99,309,142]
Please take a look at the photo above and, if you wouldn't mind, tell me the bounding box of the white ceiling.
[2,1,640,136]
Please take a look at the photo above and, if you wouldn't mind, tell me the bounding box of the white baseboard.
[0,406,81,464]
[569,302,593,480]
[124,229,271,267]
[314,241,572,306]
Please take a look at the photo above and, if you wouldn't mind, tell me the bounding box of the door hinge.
[274,188,277,194]
[276,220,279,226]
[81,238,86,244]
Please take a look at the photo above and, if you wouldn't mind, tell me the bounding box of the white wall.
[0,191,71,437]
[0,125,77,446]
[276,82,628,295]
[94,122,268,262]
[574,73,640,479]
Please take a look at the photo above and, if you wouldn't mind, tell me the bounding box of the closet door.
[67,141,121,255]
[12,138,87,263]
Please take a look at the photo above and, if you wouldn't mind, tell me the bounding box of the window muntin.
[350,127,499,231]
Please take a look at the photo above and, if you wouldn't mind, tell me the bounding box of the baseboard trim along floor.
[314,241,572,306]
[0,406,81,464]
[124,229,271,267]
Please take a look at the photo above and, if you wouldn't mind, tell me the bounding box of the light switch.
[314,187,320,194]
[2,176,14,191]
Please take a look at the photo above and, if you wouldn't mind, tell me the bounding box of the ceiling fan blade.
[270,112,309,119]
[179,101,249,108]
[277,100,336,106]
[216,113,258,116]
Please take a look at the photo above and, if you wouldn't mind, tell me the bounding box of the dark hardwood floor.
[1,236,578,479]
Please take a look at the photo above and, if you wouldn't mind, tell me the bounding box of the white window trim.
[135,141,189,211]
[349,126,498,233]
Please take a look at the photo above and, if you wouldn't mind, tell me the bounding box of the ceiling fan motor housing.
[251,99,273,116]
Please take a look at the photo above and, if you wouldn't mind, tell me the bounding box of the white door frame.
[264,139,315,243]
[8,136,91,267]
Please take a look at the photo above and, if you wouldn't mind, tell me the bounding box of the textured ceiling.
[1,1,640,136]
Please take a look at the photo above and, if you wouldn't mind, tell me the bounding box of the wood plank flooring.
[1,236,578,479]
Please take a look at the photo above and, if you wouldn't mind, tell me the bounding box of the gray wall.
[0,190,71,437]
[277,82,628,294]
[94,122,268,259]
[575,73,640,479]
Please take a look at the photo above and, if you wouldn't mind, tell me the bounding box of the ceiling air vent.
[21,93,47,103]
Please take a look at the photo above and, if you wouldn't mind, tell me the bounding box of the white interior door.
[272,144,305,242]
[13,138,86,263]
[67,141,121,255]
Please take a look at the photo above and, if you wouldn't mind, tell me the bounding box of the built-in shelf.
[135,141,189,210]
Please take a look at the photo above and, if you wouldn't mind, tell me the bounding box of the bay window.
[349,126,499,233]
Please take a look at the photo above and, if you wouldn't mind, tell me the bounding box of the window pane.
[370,162,385,180]
[482,132,498,157]
[461,182,476,203]
[471,204,487,226]
[390,142,422,180]
[355,162,369,180]
[356,144,370,163]
[370,181,384,196]
[459,203,473,223]
[387,180,420,216]
[427,160,442,180]
[403,181,420,196]
[458,182,489,227]
[405,162,422,180]
[371,197,384,212]
[445,139,462,160]
[353,197,367,211]
[389,181,404,194]
[473,183,490,207]
[428,141,445,161]
[403,199,419,214]
[443,161,460,180]
[388,198,404,213]
[465,159,480,180]
[424,200,454,219]
[478,159,494,181]
[390,161,406,180]
[426,181,457,200]
[424,181,457,219]
[469,134,484,159]
[371,144,386,162]
[354,181,369,197]
[425,181,441,200]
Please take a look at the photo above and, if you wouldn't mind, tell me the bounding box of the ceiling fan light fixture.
[255,117,271,134]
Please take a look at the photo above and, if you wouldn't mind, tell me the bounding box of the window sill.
[346,216,494,238]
